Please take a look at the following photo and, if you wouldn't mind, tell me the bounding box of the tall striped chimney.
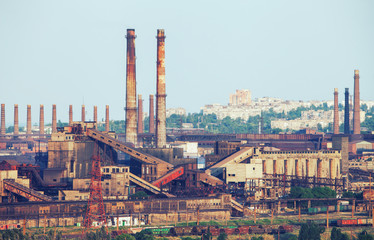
[14,104,19,135]
[69,105,73,126]
[105,105,110,132]
[52,104,57,133]
[125,29,137,144]
[81,105,85,122]
[39,104,44,135]
[353,70,360,134]
[26,105,31,135]
[149,95,155,134]
[137,94,143,134]
[344,88,350,134]
[1,104,5,135]
[333,88,339,134]
[156,29,166,148]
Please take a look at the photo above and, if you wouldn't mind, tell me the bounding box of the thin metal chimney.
[26,105,31,135]
[14,104,19,135]
[353,70,360,134]
[52,104,57,133]
[137,94,143,134]
[149,95,155,134]
[69,105,73,126]
[105,105,110,132]
[82,105,85,122]
[344,88,350,134]
[40,104,44,135]
[1,104,5,135]
[333,88,339,134]
[93,105,97,129]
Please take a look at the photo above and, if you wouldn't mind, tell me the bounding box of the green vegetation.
[134,229,154,240]
[342,191,363,200]
[289,186,336,199]
[115,233,136,240]
[358,230,374,240]
[330,227,349,240]
[130,191,149,200]
[298,222,324,240]
[85,227,110,240]
[217,232,228,240]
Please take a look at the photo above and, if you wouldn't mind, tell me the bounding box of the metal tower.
[83,143,107,232]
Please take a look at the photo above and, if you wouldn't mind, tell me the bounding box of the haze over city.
[0,0,373,124]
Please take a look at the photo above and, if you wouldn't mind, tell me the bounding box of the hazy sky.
[0,0,373,125]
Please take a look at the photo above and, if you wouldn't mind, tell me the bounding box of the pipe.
[333,88,339,134]
[94,105,97,129]
[14,104,19,135]
[149,95,155,134]
[1,104,5,135]
[26,105,31,135]
[82,105,85,122]
[353,70,360,134]
[39,104,44,135]
[52,104,57,133]
[69,105,73,126]
[105,105,109,132]
[137,94,143,134]
[344,88,350,134]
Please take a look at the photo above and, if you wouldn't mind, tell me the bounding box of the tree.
[330,227,349,240]
[358,230,374,240]
[217,232,228,240]
[115,233,136,240]
[201,227,212,240]
[298,223,324,240]
[135,229,154,240]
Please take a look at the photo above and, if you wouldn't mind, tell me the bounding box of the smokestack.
[105,105,110,132]
[125,29,137,144]
[81,105,85,122]
[156,29,166,148]
[1,104,5,135]
[69,105,73,126]
[353,70,360,134]
[14,104,19,135]
[52,104,57,133]
[26,105,31,135]
[137,95,143,134]
[333,88,339,134]
[344,88,350,134]
[149,95,155,134]
[39,104,44,135]
[93,105,97,129]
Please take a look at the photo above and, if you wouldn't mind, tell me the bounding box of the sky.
[0,0,373,125]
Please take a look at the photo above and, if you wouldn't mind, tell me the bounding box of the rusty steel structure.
[137,94,143,134]
[156,29,167,148]
[1,104,5,135]
[83,143,107,230]
[81,105,85,122]
[333,88,339,134]
[14,104,19,135]
[353,70,360,134]
[26,105,31,135]
[69,105,73,126]
[52,104,57,133]
[125,29,137,145]
[149,94,155,134]
[93,105,97,129]
[344,88,350,134]
[105,105,109,132]
[39,105,44,135]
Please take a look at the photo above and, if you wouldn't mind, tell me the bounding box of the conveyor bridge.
[129,173,175,198]
[3,179,53,202]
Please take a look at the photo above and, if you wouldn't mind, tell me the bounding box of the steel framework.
[83,143,107,231]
